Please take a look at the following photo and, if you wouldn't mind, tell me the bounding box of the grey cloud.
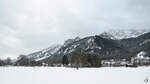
[0,0,150,59]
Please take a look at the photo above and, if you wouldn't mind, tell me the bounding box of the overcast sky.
[0,0,150,59]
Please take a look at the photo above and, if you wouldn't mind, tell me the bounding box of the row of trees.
[0,54,53,66]
[62,52,101,68]
[15,55,44,66]
[0,57,12,66]
[1,52,102,68]
[0,55,39,66]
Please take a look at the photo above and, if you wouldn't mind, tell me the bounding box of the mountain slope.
[49,35,132,63]
[119,32,150,54]
[26,29,150,64]
[100,29,149,40]
[28,44,61,61]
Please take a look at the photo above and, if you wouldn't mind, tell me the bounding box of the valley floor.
[0,66,150,84]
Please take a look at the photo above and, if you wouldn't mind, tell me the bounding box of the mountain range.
[26,29,150,64]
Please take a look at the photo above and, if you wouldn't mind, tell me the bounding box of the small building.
[101,59,129,67]
[131,51,150,66]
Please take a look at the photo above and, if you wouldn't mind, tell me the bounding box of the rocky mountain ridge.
[27,29,150,63]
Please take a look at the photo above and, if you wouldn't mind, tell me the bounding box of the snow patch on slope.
[28,44,61,61]
[86,38,101,50]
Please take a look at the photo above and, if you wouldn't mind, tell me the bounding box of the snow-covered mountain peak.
[28,44,61,61]
[100,29,150,40]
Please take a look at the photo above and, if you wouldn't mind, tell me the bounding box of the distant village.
[101,51,150,67]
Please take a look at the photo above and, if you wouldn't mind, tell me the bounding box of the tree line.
[0,52,102,68]
[63,52,101,68]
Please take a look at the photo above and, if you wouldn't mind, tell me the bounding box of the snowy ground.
[0,66,150,84]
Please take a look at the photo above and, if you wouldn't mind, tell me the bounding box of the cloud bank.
[0,0,150,59]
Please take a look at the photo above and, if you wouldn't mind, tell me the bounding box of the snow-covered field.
[0,66,150,84]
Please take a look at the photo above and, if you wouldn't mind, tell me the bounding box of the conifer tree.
[62,55,69,66]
